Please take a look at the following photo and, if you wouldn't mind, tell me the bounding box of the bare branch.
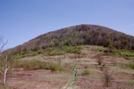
[0,36,8,52]
[0,71,3,74]
[0,36,12,85]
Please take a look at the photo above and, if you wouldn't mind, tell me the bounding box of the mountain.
[9,24,134,55]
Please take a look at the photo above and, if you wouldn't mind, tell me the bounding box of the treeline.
[9,24,134,55]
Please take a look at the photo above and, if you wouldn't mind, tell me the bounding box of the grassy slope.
[1,24,134,88]
[2,45,134,89]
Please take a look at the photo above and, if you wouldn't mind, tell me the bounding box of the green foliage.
[109,50,134,58]
[13,59,65,71]
[91,47,107,52]
[8,24,134,58]
[14,50,44,59]
[49,46,81,56]
[82,69,90,75]
[14,46,81,58]
[125,80,134,86]
[129,63,134,69]
[103,39,111,47]
[49,64,65,72]
[49,48,65,56]
[0,85,10,89]
[19,60,46,70]
[37,49,44,54]
[64,46,81,54]
[120,51,134,57]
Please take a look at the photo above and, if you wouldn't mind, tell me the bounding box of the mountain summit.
[11,24,134,54]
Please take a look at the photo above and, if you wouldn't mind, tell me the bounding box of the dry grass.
[102,70,113,87]
[1,45,134,89]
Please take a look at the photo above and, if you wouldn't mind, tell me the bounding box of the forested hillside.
[9,24,134,55]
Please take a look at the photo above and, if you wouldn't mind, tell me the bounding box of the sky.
[0,0,134,48]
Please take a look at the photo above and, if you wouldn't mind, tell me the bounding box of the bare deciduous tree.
[102,70,113,87]
[0,36,13,85]
[96,55,103,65]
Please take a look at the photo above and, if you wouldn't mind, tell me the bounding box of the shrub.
[30,51,38,56]
[82,69,90,75]
[91,48,107,52]
[37,49,44,54]
[49,49,65,56]
[64,46,81,54]
[129,63,134,69]
[96,55,103,65]
[14,50,44,59]
[21,60,39,70]
[120,51,134,57]
[102,70,113,87]
[13,59,65,72]
[49,64,65,72]
[14,59,47,70]
[49,46,81,56]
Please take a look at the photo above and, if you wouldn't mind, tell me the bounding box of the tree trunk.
[3,69,8,85]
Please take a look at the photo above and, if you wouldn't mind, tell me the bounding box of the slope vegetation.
[9,24,134,56]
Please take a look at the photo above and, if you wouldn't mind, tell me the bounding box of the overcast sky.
[0,0,134,48]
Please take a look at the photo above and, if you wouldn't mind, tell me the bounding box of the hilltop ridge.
[9,24,134,55]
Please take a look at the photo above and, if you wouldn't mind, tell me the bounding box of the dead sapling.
[102,70,113,87]
[96,55,103,65]
[0,37,14,86]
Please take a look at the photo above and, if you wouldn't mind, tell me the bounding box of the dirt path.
[61,81,73,89]
[1,45,134,89]
[61,81,80,89]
